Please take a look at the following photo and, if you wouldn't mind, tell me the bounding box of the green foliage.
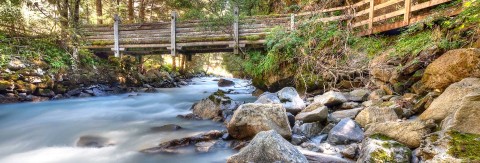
[392,31,434,57]
[0,32,73,71]
[350,36,388,58]
[448,131,480,161]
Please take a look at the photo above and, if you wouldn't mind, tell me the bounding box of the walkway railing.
[81,0,459,57]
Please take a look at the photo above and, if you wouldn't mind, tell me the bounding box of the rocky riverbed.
[140,77,480,163]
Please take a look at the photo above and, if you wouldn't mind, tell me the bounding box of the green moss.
[430,134,439,142]
[370,134,393,141]
[0,80,12,90]
[370,149,395,162]
[447,131,480,161]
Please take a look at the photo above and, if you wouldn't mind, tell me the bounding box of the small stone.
[314,91,347,106]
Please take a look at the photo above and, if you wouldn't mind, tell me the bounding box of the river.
[0,77,256,163]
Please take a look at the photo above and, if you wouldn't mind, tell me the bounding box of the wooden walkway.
[82,0,458,57]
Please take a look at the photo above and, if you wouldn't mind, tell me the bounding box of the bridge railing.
[81,0,459,56]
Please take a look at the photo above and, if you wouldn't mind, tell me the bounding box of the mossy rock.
[447,131,480,161]
[0,80,13,91]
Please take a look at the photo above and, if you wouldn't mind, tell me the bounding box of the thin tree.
[128,0,134,22]
[95,0,103,24]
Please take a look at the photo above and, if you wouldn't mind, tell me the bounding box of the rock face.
[364,120,434,148]
[227,103,292,139]
[355,104,399,127]
[227,130,308,163]
[277,87,306,114]
[314,91,348,106]
[327,118,364,145]
[295,102,328,123]
[76,135,115,148]
[422,48,480,90]
[444,94,480,135]
[192,91,241,122]
[419,78,480,122]
[218,79,235,87]
[357,137,412,163]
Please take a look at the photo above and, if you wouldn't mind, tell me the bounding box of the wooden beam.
[113,14,121,58]
[171,11,177,56]
[368,0,375,34]
[404,0,412,25]
[233,6,239,54]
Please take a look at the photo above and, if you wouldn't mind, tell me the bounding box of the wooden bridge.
[82,0,459,58]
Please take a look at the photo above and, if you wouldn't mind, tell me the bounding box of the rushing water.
[0,77,256,163]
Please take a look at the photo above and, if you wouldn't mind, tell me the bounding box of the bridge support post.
[368,0,375,35]
[290,14,295,31]
[136,55,144,73]
[404,0,412,26]
[171,11,177,57]
[113,14,121,58]
[233,6,239,54]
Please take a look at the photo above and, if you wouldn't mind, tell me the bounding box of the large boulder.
[314,91,348,106]
[354,103,399,127]
[227,130,308,163]
[422,48,480,90]
[295,102,328,123]
[419,78,480,122]
[327,118,364,145]
[443,94,480,135]
[357,136,412,163]
[227,103,292,139]
[192,91,241,122]
[277,87,306,114]
[364,120,435,148]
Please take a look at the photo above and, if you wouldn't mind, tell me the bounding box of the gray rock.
[295,102,328,123]
[227,130,308,163]
[78,92,92,97]
[192,91,240,122]
[218,78,235,87]
[368,89,386,100]
[141,130,223,154]
[300,148,354,163]
[355,103,399,127]
[327,118,364,145]
[7,59,25,71]
[365,120,435,148]
[150,124,182,132]
[330,107,364,123]
[340,102,360,110]
[92,88,106,96]
[314,91,348,106]
[341,143,359,159]
[293,121,324,138]
[357,137,412,163]
[227,103,292,139]
[254,92,281,104]
[66,88,82,96]
[291,134,308,145]
[277,87,306,114]
[348,89,370,102]
[76,135,115,148]
[286,112,295,128]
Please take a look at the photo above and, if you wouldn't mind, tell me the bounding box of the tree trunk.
[96,0,103,24]
[139,0,146,22]
[72,0,80,29]
[128,0,134,22]
[180,54,185,73]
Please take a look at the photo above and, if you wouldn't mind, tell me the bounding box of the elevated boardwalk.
[81,0,459,57]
